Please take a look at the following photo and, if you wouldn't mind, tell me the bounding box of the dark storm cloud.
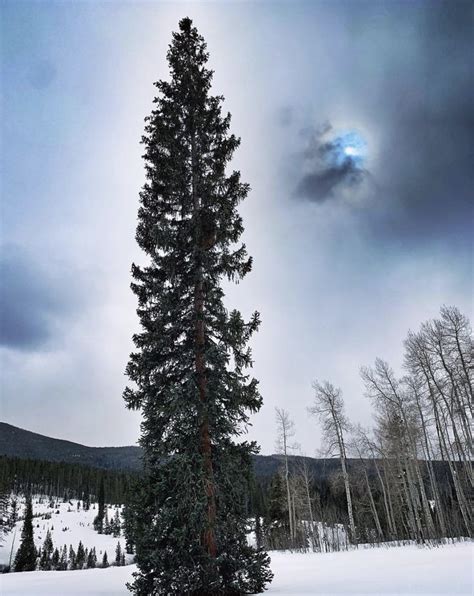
[297,161,365,204]
[374,99,473,246]
[295,124,367,203]
[290,1,473,248]
[0,246,82,351]
[377,2,473,243]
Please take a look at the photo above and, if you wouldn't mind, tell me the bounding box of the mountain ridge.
[0,421,346,480]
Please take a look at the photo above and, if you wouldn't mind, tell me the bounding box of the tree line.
[0,456,134,505]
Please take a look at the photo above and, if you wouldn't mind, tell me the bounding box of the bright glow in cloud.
[344,146,357,156]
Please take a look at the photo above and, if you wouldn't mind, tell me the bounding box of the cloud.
[286,0,473,250]
[297,162,365,204]
[371,95,473,247]
[0,246,83,351]
[294,124,368,203]
[1,0,471,454]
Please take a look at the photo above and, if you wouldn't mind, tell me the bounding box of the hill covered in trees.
[0,422,349,479]
[0,423,142,471]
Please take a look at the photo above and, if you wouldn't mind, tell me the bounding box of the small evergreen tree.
[51,547,60,570]
[0,477,11,545]
[68,544,76,570]
[93,478,105,533]
[102,551,109,568]
[39,529,54,570]
[123,17,272,595]
[9,497,19,531]
[76,541,86,569]
[59,545,68,571]
[112,509,121,537]
[86,547,97,569]
[115,541,122,566]
[265,474,289,550]
[267,474,287,523]
[14,495,36,571]
[103,509,112,535]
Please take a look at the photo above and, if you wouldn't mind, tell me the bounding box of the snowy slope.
[1,542,472,595]
[0,497,129,568]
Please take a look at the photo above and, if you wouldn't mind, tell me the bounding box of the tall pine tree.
[123,17,272,595]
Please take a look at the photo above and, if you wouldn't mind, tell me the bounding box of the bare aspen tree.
[424,309,472,470]
[404,374,447,538]
[309,381,357,543]
[439,306,473,403]
[367,437,398,539]
[404,308,473,537]
[275,407,299,545]
[294,455,319,551]
[349,426,384,542]
[362,359,436,541]
[362,365,425,540]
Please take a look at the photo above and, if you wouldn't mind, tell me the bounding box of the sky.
[1,0,472,455]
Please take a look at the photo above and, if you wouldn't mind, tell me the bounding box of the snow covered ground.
[0,497,129,569]
[1,542,472,595]
[1,496,472,594]
[267,543,473,595]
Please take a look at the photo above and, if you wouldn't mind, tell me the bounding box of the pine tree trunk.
[192,131,217,558]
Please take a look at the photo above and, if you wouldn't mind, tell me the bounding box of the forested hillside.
[0,456,134,504]
[0,423,142,471]
[0,422,351,478]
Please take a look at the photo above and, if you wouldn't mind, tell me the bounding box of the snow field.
[267,542,473,595]
[1,542,472,595]
[0,497,130,569]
